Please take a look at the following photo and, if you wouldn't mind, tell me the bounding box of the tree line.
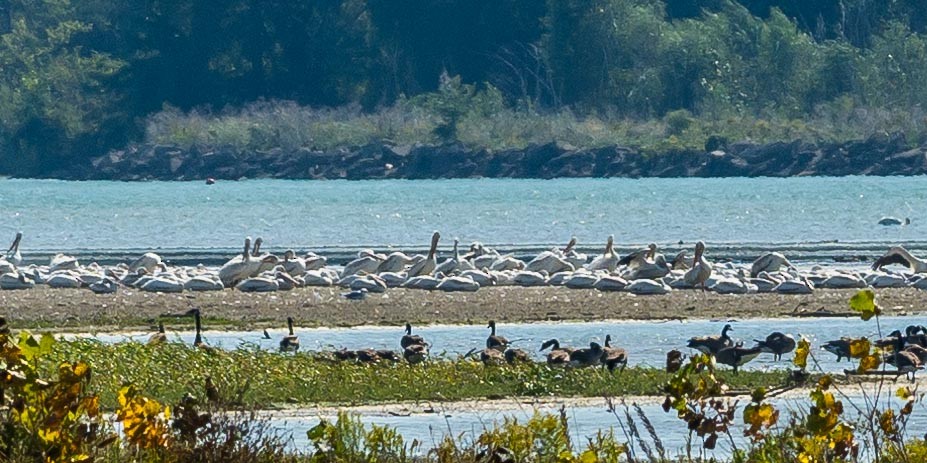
[2,0,927,176]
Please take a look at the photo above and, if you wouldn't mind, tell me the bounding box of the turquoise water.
[0,177,924,263]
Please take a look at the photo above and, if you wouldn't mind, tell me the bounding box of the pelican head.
[252,237,264,256]
[564,236,577,253]
[242,237,252,259]
[605,235,615,255]
[647,243,657,259]
[283,249,295,260]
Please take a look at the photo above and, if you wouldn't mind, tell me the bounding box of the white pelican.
[5,232,22,266]
[620,243,670,280]
[593,275,628,292]
[0,272,34,290]
[350,274,388,293]
[709,277,755,294]
[274,270,301,290]
[303,270,334,286]
[128,252,163,273]
[436,275,480,292]
[773,279,814,294]
[872,246,927,273]
[304,252,327,270]
[683,241,712,289]
[46,272,82,288]
[750,252,794,278]
[513,270,548,287]
[250,237,279,274]
[281,250,307,276]
[586,235,618,272]
[406,232,440,278]
[562,237,588,269]
[0,260,15,275]
[626,278,670,295]
[489,255,525,272]
[184,274,225,291]
[402,274,443,290]
[377,252,416,273]
[818,274,866,289]
[49,253,79,272]
[463,242,500,269]
[459,269,496,287]
[341,250,385,277]
[378,272,408,287]
[236,275,279,292]
[564,272,600,289]
[435,238,471,275]
[89,278,117,294]
[219,237,254,287]
[525,242,574,274]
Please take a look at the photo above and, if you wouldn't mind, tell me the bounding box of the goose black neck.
[193,311,202,345]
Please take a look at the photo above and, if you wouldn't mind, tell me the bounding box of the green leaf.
[38,333,56,355]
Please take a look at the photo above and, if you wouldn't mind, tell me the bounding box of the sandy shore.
[2,285,926,331]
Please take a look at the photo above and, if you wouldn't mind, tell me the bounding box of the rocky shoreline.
[58,132,927,181]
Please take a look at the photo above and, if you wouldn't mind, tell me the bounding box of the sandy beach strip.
[2,285,925,331]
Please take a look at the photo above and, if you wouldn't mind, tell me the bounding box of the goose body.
[540,339,572,365]
[822,337,860,362]
[754,332,796,361]
[400,323,426,349]
[486,320,508,351]
[687,324,733,355]
[569,342,604,367]
[602,335,628,371]
[279,317,299,352]
[715,343,762,374]
[148,322,167,345]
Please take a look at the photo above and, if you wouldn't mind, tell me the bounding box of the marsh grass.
[44,339,787,409]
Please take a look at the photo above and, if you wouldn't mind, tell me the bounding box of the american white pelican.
[0,272,34,290]
[402,274,443,290]
[219,238,277,286]
[236,275,279,292]
[586,235,619,272]
[129,252,163,273]
[818,274,866,289]
[750,252,794,278]
[459,269,496,287]
[139,275,184,293]
[378,272,408,287]
[435,238,473,275]
[5,232,22,266]
[46,272,82,288]
[377,252,416,273]
[463,242,500,269]
[564,272,600,289]
[341,250,385,277]
[350,274,388,293]
[773,279,814,294]
[709,277,755,294]
[436,275,480,292]
[872,246,927,273]
[562,237,588,268]
[625,278,670,295]
[489,255,525,272]
[867,272,907,288]
[281,250,307,276]
[184,274,224,291]
[513,270,548,287]
[594,275,628,291]
[275,270,301,290]
[406,231,440,278]
[303,270,335,286]
[304,252,327,271]
[620,243,671,280]
[525,243,574,274]
[250,237,279,274]
[683,241,712,289]
[89,278,117,294]
[49,253,79,272]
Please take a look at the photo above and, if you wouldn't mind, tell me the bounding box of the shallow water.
[267,393,927,459]
[1,177,925,265]
[72,315,927,373]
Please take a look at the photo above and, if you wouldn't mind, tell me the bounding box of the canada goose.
[486,321,509,351]
[902,345,927,365]
[262,329,271,340]
[872,246,927,273]
[687,324,733,355]
[905,325,927,347]
[204,376,220,403]
[683,241,712,289]
[886,336,922,381]
[715,342,762,374]
[754,332,797,361]
[407,232,441,278]
[539,339,572,365]
[504,348,530,364]
[401,323,426,349]
[569,342,604,367]
[192,309,206,348]
[333,348,358,361]
[822,337,862,362]
[148,321,167,345]
[666,350,685,373]
[750,252,795,278]
[875,330,906,349]
[602,335,628,372]
[356,348,382,363]
[403,343,428,364]
[480,347,505,365]
[279,317,299,352]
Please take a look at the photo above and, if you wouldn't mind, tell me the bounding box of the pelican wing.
[872,250,911,271]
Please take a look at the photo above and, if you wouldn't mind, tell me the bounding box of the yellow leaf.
[849,338,871,358]
[896,387,914,401]
[793,337,811,370]
[579,449,598,463]
[849,289,881,321]
[858,353,880,373]
[879,409,896,435]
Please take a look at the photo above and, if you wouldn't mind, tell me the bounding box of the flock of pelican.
[1,231,927,296]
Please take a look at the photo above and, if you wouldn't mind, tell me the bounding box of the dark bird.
[192,309,206,349]
[539,339,572,366]
[569,342,604,368]
[486,320,509,351]
[342,288,368,300]
[754,332,796,361]
[601,335,628,372]
[262,329,271,340]
[401,323,426,349]
[204,376,220,403]
[279,317,299,352]
[687,324,733,355]
[886,336,922,382]
[148,321,167,345]
[504,348,530,364]
[822,337,863,362]
[715,342,762,374]
[403,343,428,364]
[480,348,505,365]
[666,350,685,373]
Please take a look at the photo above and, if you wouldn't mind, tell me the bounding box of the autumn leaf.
[848,338,871,358]
[857,353,880,373]
[793,337,811,370]
[849,289,881,321]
